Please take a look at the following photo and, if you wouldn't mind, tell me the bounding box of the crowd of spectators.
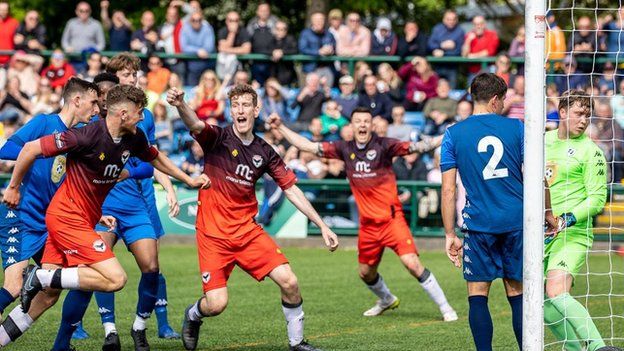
[0,1,623,188]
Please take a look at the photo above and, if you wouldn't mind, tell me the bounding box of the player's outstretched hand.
[190,174,211,189]
[2,187,20,209]
[544,212,559,238]
[320,226,339,252]
[166,189,180,217]
[166,87,185,107]
[267,113,282,130]
[445,234,463,268]
[98,215,117,232]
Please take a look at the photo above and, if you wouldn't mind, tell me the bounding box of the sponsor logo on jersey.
[232,149,239,157]
[93,239,106,253]
[5,257,16,265]
[8,227,19,235]
[63,249,78,255]
[121,150,130,164]
[252,155,263,168]
[5,210,16,219]
[7,237,18,244]
[99,152,106,161]
[54,132,64,149]
[366,150,377,160]
[5,246,17,254]
[201,271,211,284]
[355,161,371,173]
[51,156,66,184]
[350,153,355,160]
[103,164,121,178]
[235,164,254,181]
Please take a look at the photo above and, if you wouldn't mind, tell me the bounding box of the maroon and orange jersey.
[321,135,410,223]
[193,122,297,239]
[40,119,158,227]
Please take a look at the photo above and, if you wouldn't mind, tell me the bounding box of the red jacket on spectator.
[0,16,19,65]
[398,62,439,102]
[173,20,183,53]
[466,30,499,73]
[42,63,76,90]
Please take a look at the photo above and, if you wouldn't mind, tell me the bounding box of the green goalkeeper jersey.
[545,130,607,236]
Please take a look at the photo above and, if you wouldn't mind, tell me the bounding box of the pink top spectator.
[335,13,371,57]
[398,61,439,102]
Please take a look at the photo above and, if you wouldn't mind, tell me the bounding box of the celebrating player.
[544,90,609,351]
[0,85,210,349]
[167,84,339,351]
[0,78,103,328]
[268,107,457,321]
[440,73,556,350]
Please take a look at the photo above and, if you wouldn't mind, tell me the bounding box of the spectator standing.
[100,0,132,51]
[601,9,624,63]
[130,10,159,55]
[320,100,349,141]
[371,17,397,56]
[78,51,103,82]
[422,79,457,135]
[334,75,358,119]
[357,75,393,122]
[41,50,76,93]
[218,11,251,55]
[0,2,19,66]
[62,2,106,53]
[569,16,597,72]
[502,75,525,120]
[158,4,188,80]
[611,79,624,129]
[327,9,345,39]
[462,15,500,80]
[290,72,330,131]
[298,12,335,81]
[398,21,428,57]
[509,26,525,57]
[249,5,276,85]
[146,55,171,95]
[14,10,46,53]
[180,11,216,86]
[190,70,224,121]
[387,105,415,141]
[377,63,403,104]
[271,20,297,86]
[546,11,567,70]
[398,56,439,111]
[336,12,371,57]
[428,10,464,88]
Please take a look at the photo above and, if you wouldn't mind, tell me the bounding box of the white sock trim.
[282,304,304,346]
[61,268,80,289]
[103,322,117,336]
[132,315,147,331]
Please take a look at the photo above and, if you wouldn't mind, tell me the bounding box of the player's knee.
[41,289,61,307]
[139,260,159,274]
[279,275,299,295]
[358,268,376,283]
[108,272,128,292]
[3,280,21,297]
[207,296,228,316]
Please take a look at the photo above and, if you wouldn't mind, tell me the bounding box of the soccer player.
[0,85,210,349]
[167,85,339,351]
[544,90,609,351]
[0,78,103,323]
[268,108,457,321]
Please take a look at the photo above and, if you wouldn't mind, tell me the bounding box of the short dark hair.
[106,85,147,111]
[350,106,373,119]
[106,52,141,74]
[470,73,508,104]
[93,72,119,85]
[228,84,258,106]
[558,89,591,115]
[61,77,100,101]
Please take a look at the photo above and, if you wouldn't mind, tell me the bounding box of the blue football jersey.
[440,114,524,234]
[6,114,68,233]
[103,109,156,212]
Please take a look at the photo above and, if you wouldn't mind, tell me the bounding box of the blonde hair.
[196,70,222,101]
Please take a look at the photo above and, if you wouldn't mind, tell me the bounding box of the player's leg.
[0,261,28,315]
[128,237,160,351]
[500,230,524,348]
[182,287,229,350]
[467,282,493,351]
[503,279,523,348]
[154,238,179,339]
[52,290,93,351]
[358,224,399,316]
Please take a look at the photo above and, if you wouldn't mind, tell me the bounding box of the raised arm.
[267,113,320,154]
[3,140,43,208]
[283,185,339,251]
[166,87,206,133]
[150,152,210,190]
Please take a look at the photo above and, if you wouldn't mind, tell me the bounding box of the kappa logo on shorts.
[252,154,263,168]
[366,150,377,160]
[5,211,16,219]
[8,227,19,235]
[93,239,106,253]
[5,257,16,265]
[7,237,18,244]
[5,246,17,254]
[464,254,472,263]
[463,243,471,251]
[463,267,473,275]
[201,271,211,284]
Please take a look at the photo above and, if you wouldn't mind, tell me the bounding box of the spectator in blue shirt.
[180,11,215,86]
[427,10,464,88]
[298,12,336,83]
[99,0,132,51]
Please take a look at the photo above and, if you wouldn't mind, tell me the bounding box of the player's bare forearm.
[8,140,41,189]
[284,185,326,229]
[441,169,457,236]
[278,124,319,154]
[176,100,205,133]
[151,153,194,187]
[154,169,175,193]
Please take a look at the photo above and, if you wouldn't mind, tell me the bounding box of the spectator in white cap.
[371,17,397,56]
[334,75,359,119]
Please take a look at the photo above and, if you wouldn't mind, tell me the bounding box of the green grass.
[4,245,624,350]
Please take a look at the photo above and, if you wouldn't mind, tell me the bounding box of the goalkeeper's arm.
[565,147,608,227]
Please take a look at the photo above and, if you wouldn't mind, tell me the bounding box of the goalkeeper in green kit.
[544,90,613,351]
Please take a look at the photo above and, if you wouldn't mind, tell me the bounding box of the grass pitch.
[3,244,624,350]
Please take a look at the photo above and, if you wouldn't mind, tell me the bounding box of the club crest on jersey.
[121,150,130,164]
[366,150,377,160]
[232,149,239,157]
[51,156,66,184]
[545,161,557,186]
[201,271,211,283]
[93,239,106,252]
[252,155,263,168]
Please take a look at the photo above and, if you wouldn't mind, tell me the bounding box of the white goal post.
[523,0,546,350]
